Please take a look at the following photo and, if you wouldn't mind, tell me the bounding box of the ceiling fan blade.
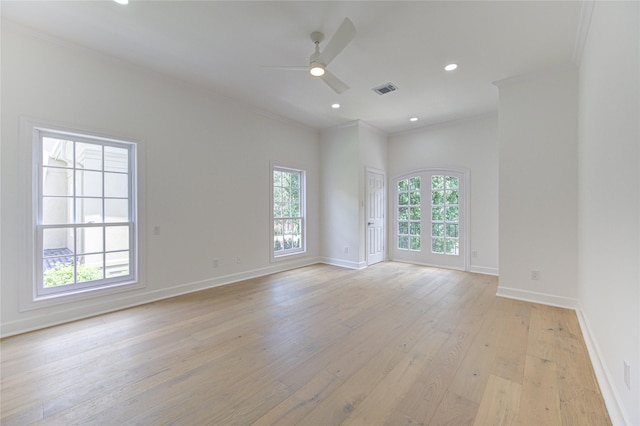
[261,66,308,71]
[321,70,350,94]
[318,17,356,66]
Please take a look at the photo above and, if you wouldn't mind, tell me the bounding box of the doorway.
[390,168,469,271]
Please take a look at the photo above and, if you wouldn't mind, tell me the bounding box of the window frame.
[20,117,145,311]
[270,163,306,261]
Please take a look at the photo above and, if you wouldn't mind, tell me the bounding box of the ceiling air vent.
[372,83,398,95]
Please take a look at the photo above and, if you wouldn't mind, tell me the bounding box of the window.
[397,176,421,251]
[272,165,305,258]
[391,168,467,271]
[431,175,459,255]
[32,126,139,299]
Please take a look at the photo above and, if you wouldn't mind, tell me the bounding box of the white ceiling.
[2,1,583,133]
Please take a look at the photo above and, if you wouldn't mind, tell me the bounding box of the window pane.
[398,235,409,249]
[42,138,72,167]
[291,202,300,217]
[274,203,283,218]
[76,198,103,223]
[409,177,420,190]
[432,190,444,205]
[274,187,284,204]
[432,223,445,237]
[410,222,420,235]
[274,220,283,236]
[446,239,459,255]
[398,221,409,235]
[273,170,281,187]
[410,191,420,205]
[446,176,459,189]
[104,172,128,198]
[104,146,128,173]
[76,143,102,170]
[43,258,75,287]
[398,207,408,220]
[43,228,74,254]
[445,190,459,205]
[274,236,284,251]
[446,206,459,222]
[76,170,102,197]
[291,188,300,204]
[432,237,444,253]
[281,203,291,218]
[398,179,408,191]
[77,227,103,254]
[290,173,300,190]
[106,251,128,277]
[42,167,72,196]
[410,207,420,220]
[432,206,444,221]
[77,254,105,282]
[105,226,129,252]
[410,236,420,250]
[431,175,444,190]
[43,197,73,224]
[446,224,459,238]
[105,199,129,222]
[398,192,409,205]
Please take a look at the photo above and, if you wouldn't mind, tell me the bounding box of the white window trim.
[270,162,307,262]
[19,117,146,311]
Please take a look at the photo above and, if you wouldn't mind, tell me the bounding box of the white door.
[391,169,468,271]
[366,169,385,265]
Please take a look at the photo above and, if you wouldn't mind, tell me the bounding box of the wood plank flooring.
[0,262,611,425]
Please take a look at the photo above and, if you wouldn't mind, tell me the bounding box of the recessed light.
[445,63,458,71]
[113,0,129,4]
[331,103,340,109]
[410,117,418,122]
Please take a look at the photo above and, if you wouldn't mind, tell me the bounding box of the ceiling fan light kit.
[266,17,356,94]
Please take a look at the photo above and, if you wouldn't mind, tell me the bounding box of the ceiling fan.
[266,17,356,94]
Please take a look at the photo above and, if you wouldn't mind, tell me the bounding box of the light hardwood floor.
[1,262,610,425]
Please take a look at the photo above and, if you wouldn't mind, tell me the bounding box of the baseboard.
[319,257,368,270]
[469,265,499,276]
[575,306,630,426]
[496,286,578,310]
[0,257,322,338]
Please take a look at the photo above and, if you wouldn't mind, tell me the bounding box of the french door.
[391,169,468,270]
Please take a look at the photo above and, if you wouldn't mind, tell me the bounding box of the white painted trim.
[576,306,629,426]
[319,257,367,270]
[1,256,323,338]
[496,286,578,310]
[469,266,499,276]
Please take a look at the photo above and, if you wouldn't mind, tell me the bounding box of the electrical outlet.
[235,256,241,264]
[530,270,540,280]
[624,361,631,390]
[344,247,349,254]
[472,250,478,258]
[153,225,160,236]
[212,259,219,268]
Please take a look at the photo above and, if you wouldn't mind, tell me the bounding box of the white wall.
[1,23,321,336]
[319,122,361,268]
[389,114,499,275]
[319,120,388,268]
[495,66,579,307]
[577,1,640,424]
